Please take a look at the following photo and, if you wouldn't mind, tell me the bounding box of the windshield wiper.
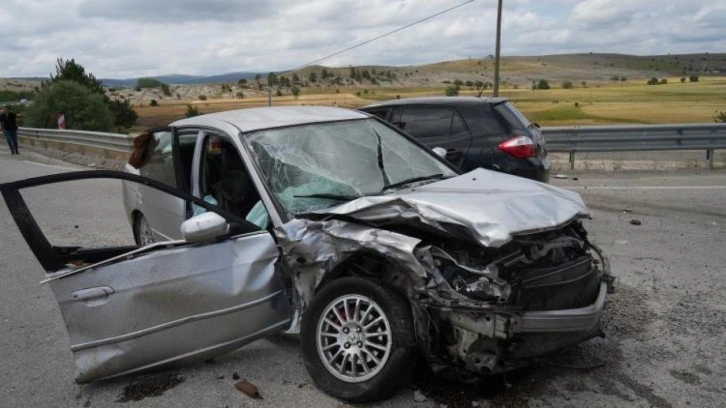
[293,193,362,201]
[381,173,446,191]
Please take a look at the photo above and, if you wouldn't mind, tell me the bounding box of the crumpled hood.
[304,168,591,248]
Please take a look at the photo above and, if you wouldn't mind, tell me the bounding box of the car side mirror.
[180,212,229,243]
[432,147,447,158]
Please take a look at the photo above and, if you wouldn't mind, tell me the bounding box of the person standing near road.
[0,105,19,155]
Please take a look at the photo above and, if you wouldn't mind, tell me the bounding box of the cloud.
[0,0,722,78]
[78,0,280,22]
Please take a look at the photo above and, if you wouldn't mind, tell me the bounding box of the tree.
[689,75,699,82]
[47,58,104,94]
[291,86,301,98]
[267,72,278,86]
[681,77,686,83]
[238,78,248,86]
[47,57,136,129]
[160,83,171,96]
[149,99,158,106]
[562,80,573,89]
[198,94,207,101]
[26,80,114,131]
[537,79,550,90]
[715,111,726,123]
[659,78,668,85]
[236,91,245,99]
[308,72,318,83]
[137,78,164,88]
[647,77,660,85]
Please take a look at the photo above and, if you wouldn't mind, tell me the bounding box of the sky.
[0,0,724,78]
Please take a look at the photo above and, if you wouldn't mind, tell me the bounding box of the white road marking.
[22,161,77,171]
[568,185,726,190]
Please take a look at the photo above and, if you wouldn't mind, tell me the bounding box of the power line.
[291,0,476,72]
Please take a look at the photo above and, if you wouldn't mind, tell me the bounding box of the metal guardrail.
[18,128,134,155]
[542,123,726,169]
[17,123,726,169]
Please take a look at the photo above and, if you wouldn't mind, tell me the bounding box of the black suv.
[360,97,550,182]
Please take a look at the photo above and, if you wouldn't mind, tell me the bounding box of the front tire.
[301,276,417,402]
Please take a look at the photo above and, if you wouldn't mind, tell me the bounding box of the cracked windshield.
[245,118,457,215]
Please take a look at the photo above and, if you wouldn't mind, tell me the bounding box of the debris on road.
[413,390,427,402]
[232,372,240,380]
[554,174,569,179]
[116,373,186,403]
[630,219,642,225]
[235,379,262,399]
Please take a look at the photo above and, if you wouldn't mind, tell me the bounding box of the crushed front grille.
[509,255,599,311]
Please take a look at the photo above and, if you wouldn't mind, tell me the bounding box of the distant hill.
[100,72,273,87]
[5,53,725,91]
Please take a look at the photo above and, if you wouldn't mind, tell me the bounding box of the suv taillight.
[498,136,536,159]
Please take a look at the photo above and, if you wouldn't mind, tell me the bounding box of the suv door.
[1,171,292,382]
[392,106,472,167]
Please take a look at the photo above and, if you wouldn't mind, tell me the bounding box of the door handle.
[72,286,115,301]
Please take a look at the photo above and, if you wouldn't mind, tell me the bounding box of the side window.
[139,130,177,187]
[398,107,454,139]
[470,105,508,136]
[198,135,269,229]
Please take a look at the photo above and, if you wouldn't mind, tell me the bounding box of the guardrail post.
[569,151,576,171]
[706,149,714,170]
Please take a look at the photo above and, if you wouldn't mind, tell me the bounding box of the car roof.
[360,96,508,110]
[171,106,369,132]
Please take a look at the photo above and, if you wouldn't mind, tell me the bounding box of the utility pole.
[493,0,503,97]
[268,86,272,106]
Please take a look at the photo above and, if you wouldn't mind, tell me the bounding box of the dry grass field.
[135,75,726,129]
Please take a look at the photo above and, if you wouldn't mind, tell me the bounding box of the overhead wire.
[290,0,476,72]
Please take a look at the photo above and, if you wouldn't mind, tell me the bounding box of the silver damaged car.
[1,106,614,402]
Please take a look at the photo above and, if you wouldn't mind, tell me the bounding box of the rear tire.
[301,276,417,402]
[133,213,155,246]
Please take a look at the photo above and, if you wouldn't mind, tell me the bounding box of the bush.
[689,75,699,82]
[715,111,726,123]
[291,86,301,98]
[161,83,172,96]
[236,91,244,99]
[149,99,158,106]
[445,85,459,96]
[185,104,201,118]
[659,78,668,85]
[647,77,660,85]
[25,80,114,131]
[562,81,573,89]
[537,79,550,90]
[108,99,138,129]
[198,94,207,101]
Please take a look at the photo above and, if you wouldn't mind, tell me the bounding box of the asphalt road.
[1,150,725,408]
